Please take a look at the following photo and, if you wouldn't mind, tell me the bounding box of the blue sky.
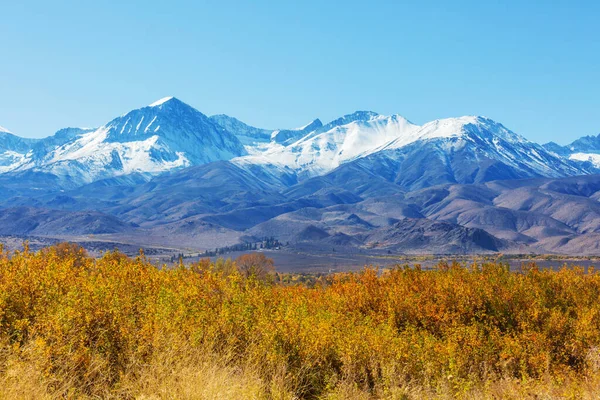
[1,0,598,144]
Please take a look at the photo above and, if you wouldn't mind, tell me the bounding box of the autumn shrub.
[1,244,600,398]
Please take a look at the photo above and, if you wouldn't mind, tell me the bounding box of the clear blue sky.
[1,1,598,144]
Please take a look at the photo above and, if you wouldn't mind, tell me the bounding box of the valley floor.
[3,234,600,273]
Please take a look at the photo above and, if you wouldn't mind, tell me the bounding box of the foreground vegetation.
[2,244,600,398]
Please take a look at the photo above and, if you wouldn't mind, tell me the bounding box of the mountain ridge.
[543,133,600,169]
[0,97,247,185]
[2,98,596,189]
[2,97,600,257]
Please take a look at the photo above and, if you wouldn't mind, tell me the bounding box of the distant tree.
[235,253,275,280]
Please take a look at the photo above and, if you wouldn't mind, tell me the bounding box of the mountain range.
[1,97,600,256]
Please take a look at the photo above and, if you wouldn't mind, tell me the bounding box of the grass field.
[1,243,600,399]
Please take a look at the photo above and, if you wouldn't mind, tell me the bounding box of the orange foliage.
[236,253,275,280]
[1,245,600,397]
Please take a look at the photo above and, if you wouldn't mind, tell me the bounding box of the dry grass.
[120,351,268,400]
[2,344,600,399]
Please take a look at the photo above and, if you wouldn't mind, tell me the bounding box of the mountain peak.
[317,111,380,133]
[348,110,380,120]
[148,96,176,107]
[270,118,324,145]
[566,132,600,153]
[414,115,526,144]
[295,118,323,131]
[23,96,248,185]
[143,97,201,115]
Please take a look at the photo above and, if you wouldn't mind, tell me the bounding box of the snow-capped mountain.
[232,113,589,183]
[0,98,595,190]
[4,100,600,255]
[270,118,323,145]
[383,116,583,176]
[209,114,272,148]
[1,97,247,185]
[566,134,600,153]
[544,133,600,169]
[344,116,590,191]
[0,126,40,174]
[233,111,419,178]
[0,126,37,152]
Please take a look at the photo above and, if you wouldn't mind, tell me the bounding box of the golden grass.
[2,344,600,399]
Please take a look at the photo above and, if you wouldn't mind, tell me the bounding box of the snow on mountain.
[40,125,189,181]
[0,102,595,189]
[0,126,103,175]
[379,116,520,151]
[0,127,40,173]
[1,98,247,185]
[381,116,582,177]
[271,118,323,145]
[543,137,600,156]
[43,97,246,183]
[33,127,97,154]
[208,115,325,151]
[234,112,419,178]
[570,153,600,168]
[0,129,37,152]
[543,133,600,169]
[542,141,570,157]
[209,114,273,148]
[149,96,174,107]
[0,150,29,174]
[342,117,590,191]
[233,114,589,183]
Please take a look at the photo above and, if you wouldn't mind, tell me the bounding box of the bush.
[1,245,600,398]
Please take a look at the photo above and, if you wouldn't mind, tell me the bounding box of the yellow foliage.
[2,244,600,398]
